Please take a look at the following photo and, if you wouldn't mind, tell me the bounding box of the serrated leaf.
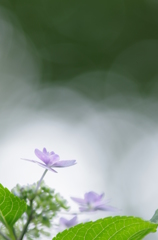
[53,216,158,240]
[0,183,27,227]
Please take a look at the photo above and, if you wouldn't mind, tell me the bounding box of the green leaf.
[0,183,27,227]
[150,209,158,223]
[53,216,158,240]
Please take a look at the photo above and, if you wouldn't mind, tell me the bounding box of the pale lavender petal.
[94,204,118,212]
[98,193,104,201]
[59,217,68,225]
[50,151,55,155]
[60,216,77,228]
[34,149,48,163]
[67,216,78,227]
[21,158,41,164]
[43,148,48,154]
[49,154,60,165]
[93,198,111,209]
[79,206,89,212]
[53,160,76,167]
[79,204,117,212]
[35,162,57,173]
[21,158,57,173]
[84,191,100,203]
[71,197,86,204]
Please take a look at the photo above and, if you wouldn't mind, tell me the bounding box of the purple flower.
[22,148,76,173]
[71,191,116,212]
[59,216,78,230]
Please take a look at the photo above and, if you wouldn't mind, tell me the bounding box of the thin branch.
[18,200,33,240]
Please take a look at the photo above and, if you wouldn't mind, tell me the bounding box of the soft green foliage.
[11,181,69,239]
[0,184,26,227]
[53,216,158,240]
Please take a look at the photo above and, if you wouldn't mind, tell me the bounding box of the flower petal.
[34,149,48,163]
[50,151,55,155]
[84,191,100,203]
[94,204,118,212]
[43,148,48,155]
[21,158,41,164]
[21,158,57,173]
[98,193,104,201]
[49,154,60,165]
[35,162,57,173]
[66,216,78,227]
[53,160,76,167]
[79,206,90,212]
[59,216,78,228]
[59,217,68,225]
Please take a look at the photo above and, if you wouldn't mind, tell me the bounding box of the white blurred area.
[0,7,158,240]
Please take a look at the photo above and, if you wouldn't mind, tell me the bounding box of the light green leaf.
[53,216,158,240]
[0,183,27,227]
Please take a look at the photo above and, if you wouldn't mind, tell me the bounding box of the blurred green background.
[1,0,158,95]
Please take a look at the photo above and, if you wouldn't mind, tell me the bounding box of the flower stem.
[7,226,16,240]
[18,169,48,240]
[35,169,48,194]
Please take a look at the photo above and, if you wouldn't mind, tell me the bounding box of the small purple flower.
[22,148,76,173]
[59,216,78,230]
[71,191,116,212]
